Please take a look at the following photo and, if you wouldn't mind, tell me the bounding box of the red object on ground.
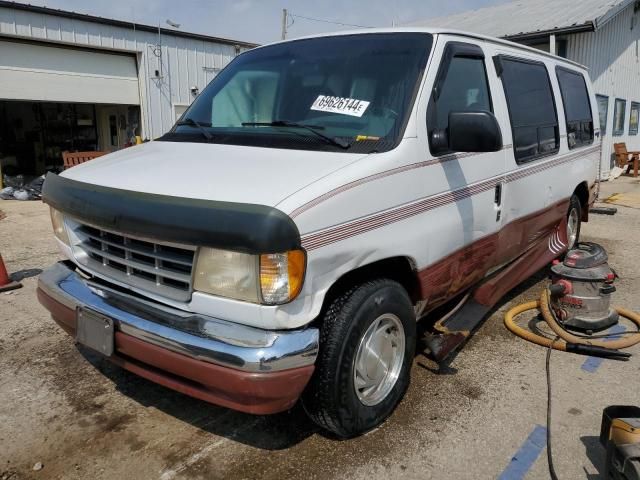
[36,287,314,414]
[0,254,22,292]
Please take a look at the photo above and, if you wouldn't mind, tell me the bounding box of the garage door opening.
[0,101,140,178]
[0,39,142,183]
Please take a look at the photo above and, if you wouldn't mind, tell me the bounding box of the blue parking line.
[498,425,547,480]
[581,324,626,373]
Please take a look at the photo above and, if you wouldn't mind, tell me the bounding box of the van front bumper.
[37,261,318,414]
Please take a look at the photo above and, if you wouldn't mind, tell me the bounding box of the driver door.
[424,38,508,302]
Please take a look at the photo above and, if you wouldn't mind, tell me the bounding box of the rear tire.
[302,279,416,438]
[567,194,582,250]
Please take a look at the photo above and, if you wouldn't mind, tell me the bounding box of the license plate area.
[76,307,114,356]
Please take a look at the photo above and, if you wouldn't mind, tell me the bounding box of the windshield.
[162,33,432,153]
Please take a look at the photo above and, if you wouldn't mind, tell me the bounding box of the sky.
[15,0,511,45]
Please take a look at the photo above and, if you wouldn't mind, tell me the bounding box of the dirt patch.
[1,470,20,480]
[123,433,147,452]
[92,413,136,434]
[604,191,640,209]
[41,343,112,414]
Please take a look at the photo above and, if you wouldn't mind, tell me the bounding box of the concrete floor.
[1,176,639,480]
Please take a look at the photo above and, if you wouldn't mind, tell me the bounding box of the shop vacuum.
[505,242,640,360]
[550,243,619,333]
[504,242,640,480]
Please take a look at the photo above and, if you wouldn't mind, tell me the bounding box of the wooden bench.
[613,143,639,177]
[62,151,107,170]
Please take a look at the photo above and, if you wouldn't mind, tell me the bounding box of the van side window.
[556,67,594,149]
[428,43,492,155]
[496,56,559,163]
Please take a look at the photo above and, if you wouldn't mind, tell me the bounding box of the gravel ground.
[1,177,639,480]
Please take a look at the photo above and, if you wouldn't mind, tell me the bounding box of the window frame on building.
[555,66,594,149]
[495,55,560,164]
[173,103,191,122]
[596,94,609,136]
[629,102,640,136]
[556,39,568,58]
[613,98,627,136]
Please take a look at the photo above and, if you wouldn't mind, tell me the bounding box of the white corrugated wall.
[0,6,250,139]
[567,4,640,180]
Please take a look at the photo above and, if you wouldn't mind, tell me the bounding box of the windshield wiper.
[176,118,214,141]
[241,120,350,149]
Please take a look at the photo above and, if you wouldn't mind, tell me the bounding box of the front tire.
[567,194,582,250]
[302,279,416,438]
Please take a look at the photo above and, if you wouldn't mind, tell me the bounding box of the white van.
[39,28,599,437]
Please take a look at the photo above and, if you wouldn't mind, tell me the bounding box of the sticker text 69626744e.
[310,95,371,118]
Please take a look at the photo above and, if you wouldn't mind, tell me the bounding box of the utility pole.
[281,9,287,40]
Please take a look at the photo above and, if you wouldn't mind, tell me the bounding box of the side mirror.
[448,111,503,153]
[430,111,503,153]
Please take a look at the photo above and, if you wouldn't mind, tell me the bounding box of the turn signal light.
[259,250,306,305]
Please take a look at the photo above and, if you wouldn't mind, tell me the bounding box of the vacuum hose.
[504,289,640,353]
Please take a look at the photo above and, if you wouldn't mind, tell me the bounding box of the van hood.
[62,141,368,208]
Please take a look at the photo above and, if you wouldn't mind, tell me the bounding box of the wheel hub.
[567,207,579,249]
[353,313,405,406]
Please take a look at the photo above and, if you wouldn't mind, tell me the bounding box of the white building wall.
[567,4,640,179]
[0,6,250,139]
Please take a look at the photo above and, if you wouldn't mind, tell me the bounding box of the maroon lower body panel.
[473,217,568,307]
[37,288,314,415]
[421,199,571,361]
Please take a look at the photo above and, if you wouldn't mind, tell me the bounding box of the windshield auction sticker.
[310,95,371,117]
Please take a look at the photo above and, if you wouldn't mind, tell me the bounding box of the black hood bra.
[42,173,301,254]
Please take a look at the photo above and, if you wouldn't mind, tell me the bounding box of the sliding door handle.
[494,183,503,206]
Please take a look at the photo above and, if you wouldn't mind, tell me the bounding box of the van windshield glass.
[166,33,432,153]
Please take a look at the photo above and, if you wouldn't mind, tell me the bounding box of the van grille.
[70,222,196,302]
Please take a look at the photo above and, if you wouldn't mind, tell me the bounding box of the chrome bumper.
[39,261,319,373]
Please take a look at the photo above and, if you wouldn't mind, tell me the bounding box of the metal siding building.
[0,1,256,175]
[567,5,640,173]
[412,0,640,180]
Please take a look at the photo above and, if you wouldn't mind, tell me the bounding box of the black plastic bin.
[601,405,640,446]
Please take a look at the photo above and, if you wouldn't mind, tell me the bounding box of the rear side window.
[496,56,559,163]
[556,68,593,149]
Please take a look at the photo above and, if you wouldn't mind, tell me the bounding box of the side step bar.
[424,221,568,362]
[424,299,490,362]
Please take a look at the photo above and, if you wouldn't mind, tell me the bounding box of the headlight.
[194,248,259,303]
[49,207,70,245]
[193,247,306,305]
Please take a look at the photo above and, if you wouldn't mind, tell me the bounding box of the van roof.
[258,27,587,71]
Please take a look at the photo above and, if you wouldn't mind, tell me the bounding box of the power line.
[288,13,375,29]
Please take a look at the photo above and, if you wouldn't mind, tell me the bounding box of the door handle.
[494,183,502,206]
[494,183,502,222]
